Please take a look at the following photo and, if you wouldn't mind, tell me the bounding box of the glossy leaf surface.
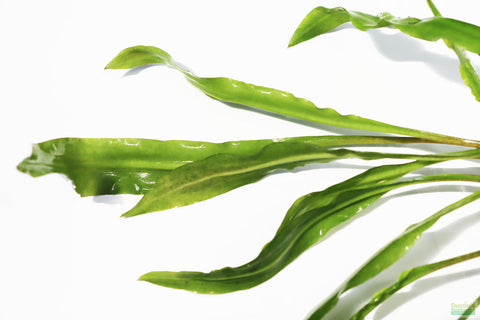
[106,46,480,148]
[124,144,480,217]
[288,5,480,54]
[138,163,480,293]
[349,250,480,319]
[308,190,480,319]
[138,161,430,292]
[17,136,430,196]
[290,4,480,103]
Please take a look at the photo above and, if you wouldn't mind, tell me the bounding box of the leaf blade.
[426,0,480,102]
[106,46,480,148]
[138,170,480,293]
[289,6,480,55]
[123,143,480,217]
[290,4,480,102]
[308,190,480,319]
[17,136,431,196]
[349,250,480,319]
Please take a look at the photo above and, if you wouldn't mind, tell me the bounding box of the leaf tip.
[121,202,153,218]
[105,45,174,70]
[120,210,136,218]
[16,159,28,174]
[287,38,299,48]
[137,273,151,282]
[137,271,169,286]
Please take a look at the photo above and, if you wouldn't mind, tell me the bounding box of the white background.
[2,0,480,319]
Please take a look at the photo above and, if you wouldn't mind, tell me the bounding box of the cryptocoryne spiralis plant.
[18,1,480,319]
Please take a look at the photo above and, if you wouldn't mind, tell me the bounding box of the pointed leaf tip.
[121,208,142,218]
[105,45,174,70]
[138,273,150,282]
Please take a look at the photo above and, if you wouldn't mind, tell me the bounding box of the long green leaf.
[288,5,480,54]
[138,163,480,293]
[349,250,480,320]
[308,190,480,319]
[123,143,480,217]
[105,46,480,148]
[138,161,430,292]
[426,0,480,102]
[17,136,430,196]
[289,4,480,102]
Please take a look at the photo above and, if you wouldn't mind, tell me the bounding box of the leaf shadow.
[123,64,157,77]
[321,209,480,320]
[224,101,390,137]
[367,29,464,85]
[92,194,127,204]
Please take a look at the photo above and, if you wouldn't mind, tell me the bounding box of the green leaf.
[308,190,480,319]
[287,6,351,48]
[289,4,480,102]
[123,143,480,217]
[105,46,175,70]
[17,136,430,196]
[426,0,480,102]
[288,6,480,55]
[349,250,480,319]
[137,162,480,293]
[106,46,480,148]
[457,52,480,102]
[137,161,428,292]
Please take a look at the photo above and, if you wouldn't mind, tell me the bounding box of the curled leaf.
[289,5,480,54]
[290,4,480,102]
[106,46,480,148]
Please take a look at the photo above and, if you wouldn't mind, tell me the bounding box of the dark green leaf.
[138,162,480,293]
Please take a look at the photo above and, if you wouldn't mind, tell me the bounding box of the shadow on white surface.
[368,29,463,85]
[321,210,480,320]
[123,65,156,77]
[93,194,128,204]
